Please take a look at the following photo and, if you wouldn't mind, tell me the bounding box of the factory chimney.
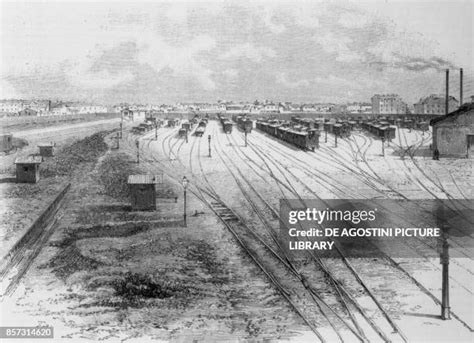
[445,69,449,115]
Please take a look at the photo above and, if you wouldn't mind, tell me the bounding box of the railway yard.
[0,115,472,342]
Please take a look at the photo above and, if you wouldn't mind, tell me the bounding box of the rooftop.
[15,156,43,164]
[38,142,55,147]
[430,102,474,125]
[128,174,162,184]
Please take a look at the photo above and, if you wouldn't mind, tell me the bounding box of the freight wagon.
[257,120,319,150]
[168,119,180,127]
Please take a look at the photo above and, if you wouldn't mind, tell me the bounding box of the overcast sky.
[1,1,472,104]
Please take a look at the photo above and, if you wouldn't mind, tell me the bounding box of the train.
[322,122,351,138]
[178,128,187,138]
[256,120,319,151]
[361,121,396,140]
[132,122,153,134]
[168,119,180,127]
[181,120,191,131]
[232,114,253,133]
[194,120,207,137]
[219,115,233,134]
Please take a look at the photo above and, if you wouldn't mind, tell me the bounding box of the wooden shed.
[430,103,474,158]
[38,142,55,157]
[15,156,42,183]
[128,175,160,211]
[0,133,13,152]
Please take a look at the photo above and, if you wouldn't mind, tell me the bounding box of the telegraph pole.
[245,131,248,147]
[116,132,120,149]
[381,137,385,156]
[136,140,139,164]
[208,135,212,157]
[335,133,338,148]
[120,122,123,139]
[155,122,158,140]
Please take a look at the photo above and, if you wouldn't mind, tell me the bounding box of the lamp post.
[438,201,451,321]
[441,227,451,320]
[245,131,248,147]
[155,122,158,140]
[182,176,188,227]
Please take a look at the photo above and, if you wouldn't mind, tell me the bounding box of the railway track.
[126,125,388,341]
[126,129,343,341]
[211,127,392,342]
[237,128,473,332]
[240,132,412,340]
[347,131,474,276]
[124,122,473,337]
[223,130,414,340]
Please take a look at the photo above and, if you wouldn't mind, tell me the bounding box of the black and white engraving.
[0,1,473,342]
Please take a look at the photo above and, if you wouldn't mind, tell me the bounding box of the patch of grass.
[42,131,111,178]
[111,272,191,308]
[41,244,102,280]
[97,153,140,200]
[185,241,228,284]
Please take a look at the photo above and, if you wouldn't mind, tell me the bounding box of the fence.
[0,183,71,270]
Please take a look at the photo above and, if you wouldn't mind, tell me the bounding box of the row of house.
[0,99,109,116]
[115,102,350,115]
[371,94,461,116]
[0,100,51,115]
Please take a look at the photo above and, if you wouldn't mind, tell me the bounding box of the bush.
[113,272,183,300]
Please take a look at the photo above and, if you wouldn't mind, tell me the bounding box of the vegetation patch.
[42,131,111,178]
[113,272,186,300]
[97,153,141,200]
[42,244,103,280]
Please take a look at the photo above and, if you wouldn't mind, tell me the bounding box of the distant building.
[414,94,459,115]
[263,103,278,112]
[371,94,408,115]
[18,108,38,116]
[347,103,372,114]
[430,102,474,158]
[0,100,26,114]
[0,100,50,115]
[50,104,72,116]
[226,104,247,114]
[301,104,316,112]
[15,156,43,183]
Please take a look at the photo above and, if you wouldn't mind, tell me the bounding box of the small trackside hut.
[38,142,55,157]
[0,133,13,152]
[15,156,43,183]
[128,175,161,211]
[430,103,474,158]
